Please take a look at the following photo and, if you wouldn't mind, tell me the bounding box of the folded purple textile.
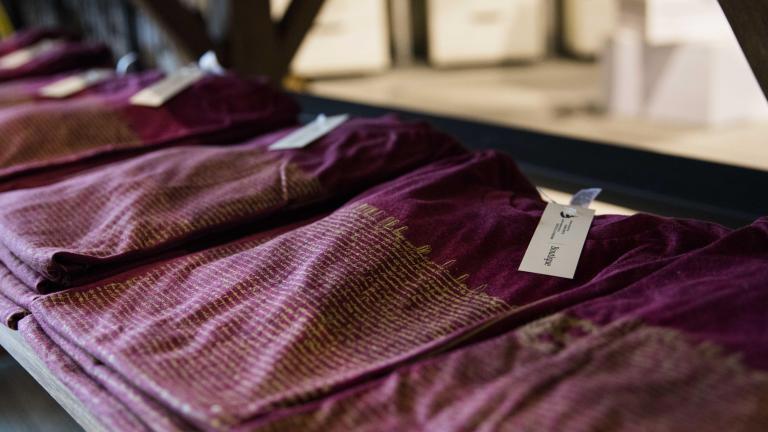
[0,70,299,191]
[0,37,112,83]
[0,73,71,107]
[28,150,742,430]
[0,262,35,331]
[0,28,77,56]
[0,291,25,329]
[0,116,464,293]
[17,315,161,432]
[252,218,768,432]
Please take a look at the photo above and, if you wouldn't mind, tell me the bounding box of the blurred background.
[2,0,765,178]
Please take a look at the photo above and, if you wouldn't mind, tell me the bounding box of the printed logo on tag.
[0,39,64,69]
[519,202,595,279]
[39,69,114,98]
[130,67,205,107]
[269,114,349,151]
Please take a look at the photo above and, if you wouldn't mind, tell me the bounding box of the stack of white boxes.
[426,0,550,66]
[604,0,768,126]
[271,0,391,77]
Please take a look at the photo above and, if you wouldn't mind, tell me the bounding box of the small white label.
[39,69,114,98]
[129,67,205,107]
[0,39,63,69]
[269,114,349,150]
[569,188,602,208]
[519,202,595,279]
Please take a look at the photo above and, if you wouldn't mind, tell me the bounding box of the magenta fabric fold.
[16,315,156,432]
[250,219,768,432]
[0,291,26,329]
[0,70,299,191]
[27,151,745,430]
[0,28,77,56]
[0,71,85,107]
[0,116,464,293]
[0,39,112,83]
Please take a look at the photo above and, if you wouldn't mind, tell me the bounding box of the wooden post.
[128,0,214,63]
[131,0,326,82]
[229,1,277,78]
[718,0,768,100]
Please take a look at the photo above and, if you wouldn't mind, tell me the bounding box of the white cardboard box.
[272,0,391,77]
[642,41,768,125]
[562,0,617,57]
[604,9,768,126]
[617,0,733,45]
[427,0,549,66]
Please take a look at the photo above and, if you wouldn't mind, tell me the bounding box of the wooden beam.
[0,324,106,432]
[229,0,277,77]
[276,0,326,75]
[226,0,325,81]
[129,0,214,62]
[718,0,768,99]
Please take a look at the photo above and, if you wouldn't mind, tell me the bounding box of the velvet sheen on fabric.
[0,38,112,83]
[27,151,751,431]
[249,219,768,432]
[0,116,465,293]
[0,28,77,56]
[0,70,299,191]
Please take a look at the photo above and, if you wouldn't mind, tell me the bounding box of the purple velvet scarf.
[0,37,112,83]
[27,151,754,430]
[0,28,77,56]
[0,70,299,191]
[248,218,768,432]
[0,72,81,107]
[0,116,464,293]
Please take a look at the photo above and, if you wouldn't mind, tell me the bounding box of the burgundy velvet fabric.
[249,219,768,432]
[0,39,112,83]
[0,70,299,191]
[27,150,761,430]
[0,71,80,107]
[0,291,25,329]
[0,28,77,56]
[0,116,464,293]
[9,153,768,431]
[17,316,159,432]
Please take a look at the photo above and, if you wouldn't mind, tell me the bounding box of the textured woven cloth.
[0,290,25,329]
[0,116,464,293]
[250,218,768,432]
[18,315,178,432]
[0,72,77,107]
[0,70,299,191]
[0,28,77,56]
[27,151,749,431]
[0,36,112,82]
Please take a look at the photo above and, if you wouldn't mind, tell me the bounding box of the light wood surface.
[0,324,104,432]
[308,61,768,171]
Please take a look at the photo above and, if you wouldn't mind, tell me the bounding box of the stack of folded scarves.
[0,70,300,191]
[0,28,112,82]
[6,148,766,431]
[0,115,465,318]
[0,27,765,432]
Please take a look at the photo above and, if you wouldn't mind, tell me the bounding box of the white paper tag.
[39,69,114,98]
[0,39,63,69]
[129,67,205,107]
[269,114,349,151]
[569,188,602,208]
[519,202,595,279]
